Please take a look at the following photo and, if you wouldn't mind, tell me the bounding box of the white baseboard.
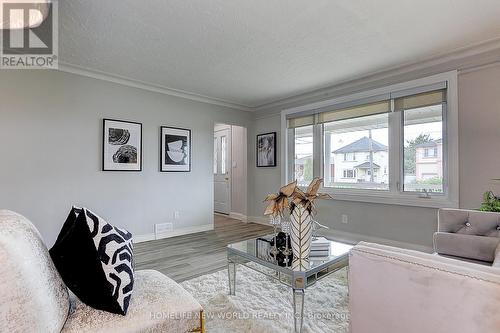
[214,212,228,217]
[248,216,432,252]
[214,212,262,224]
[134,233,156,243]
[134,215,433,252]
[319,228,433,253]
[247,216,270,225]
[229,212,248,222]
[134,223,214,244]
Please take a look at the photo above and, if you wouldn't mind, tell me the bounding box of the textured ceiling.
[59,0,500,108]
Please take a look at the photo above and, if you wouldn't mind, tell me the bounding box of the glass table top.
[227,234,354,273]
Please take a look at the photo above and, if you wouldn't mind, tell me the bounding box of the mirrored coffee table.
[227,235,353,333]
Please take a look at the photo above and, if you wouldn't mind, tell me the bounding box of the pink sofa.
[349,242,500,333]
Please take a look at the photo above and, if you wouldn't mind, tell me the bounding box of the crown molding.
[57,37,500,116]
[458,60,500,75]
[57,62,254,112]
[253,37,500,116]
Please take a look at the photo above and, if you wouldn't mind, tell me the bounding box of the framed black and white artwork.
[256,132,277,167]
[160,126,191,172]
[102,119,142,171]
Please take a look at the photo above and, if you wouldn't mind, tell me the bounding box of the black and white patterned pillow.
[50,207,134,315]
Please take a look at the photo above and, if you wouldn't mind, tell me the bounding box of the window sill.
[320,187,458,208]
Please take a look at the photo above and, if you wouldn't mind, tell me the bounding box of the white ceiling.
[59,0,500,109]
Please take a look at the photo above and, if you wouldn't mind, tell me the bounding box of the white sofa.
[349,242,500,333]
[0,210,204,333]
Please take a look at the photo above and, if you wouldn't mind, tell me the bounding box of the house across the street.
[415,139,443,181]
[331,136,389,185]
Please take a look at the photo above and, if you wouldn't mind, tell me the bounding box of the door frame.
[214,124,232,214]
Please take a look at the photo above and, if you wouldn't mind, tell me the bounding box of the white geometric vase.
[290,203,313,271]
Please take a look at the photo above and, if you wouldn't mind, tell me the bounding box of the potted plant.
[264,178,331,271]
[479,191,500,212]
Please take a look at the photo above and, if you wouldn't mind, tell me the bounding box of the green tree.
[404,134,432,175]
[303,158,313,182]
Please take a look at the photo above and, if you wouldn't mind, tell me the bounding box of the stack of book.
[310,237,331,257]
[256,236,273,261]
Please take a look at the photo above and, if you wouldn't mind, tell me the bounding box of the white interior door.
[214,128,231,214]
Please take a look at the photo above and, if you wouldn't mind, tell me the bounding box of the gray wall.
[0,70,253,245]
[459,65,500,208]
[231,125,248,216]
[248,114,282,219]
[2,63,499,249]
[249,64,500,248]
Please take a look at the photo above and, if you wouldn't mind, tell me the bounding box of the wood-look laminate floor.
[134,214,272,282]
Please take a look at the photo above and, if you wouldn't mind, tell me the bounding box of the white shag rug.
[180,266,349,333]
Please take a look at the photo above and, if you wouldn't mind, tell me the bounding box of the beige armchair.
[0,210,204,333]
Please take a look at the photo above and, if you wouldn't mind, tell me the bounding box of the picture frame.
[102,119,142,171]
[160,126,191,172]
[256,132,277,167]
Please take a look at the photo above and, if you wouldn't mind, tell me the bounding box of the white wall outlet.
[155,223,173,235]
[341,214,349,224]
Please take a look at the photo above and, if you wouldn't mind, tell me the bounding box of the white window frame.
[281,71,459,208]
